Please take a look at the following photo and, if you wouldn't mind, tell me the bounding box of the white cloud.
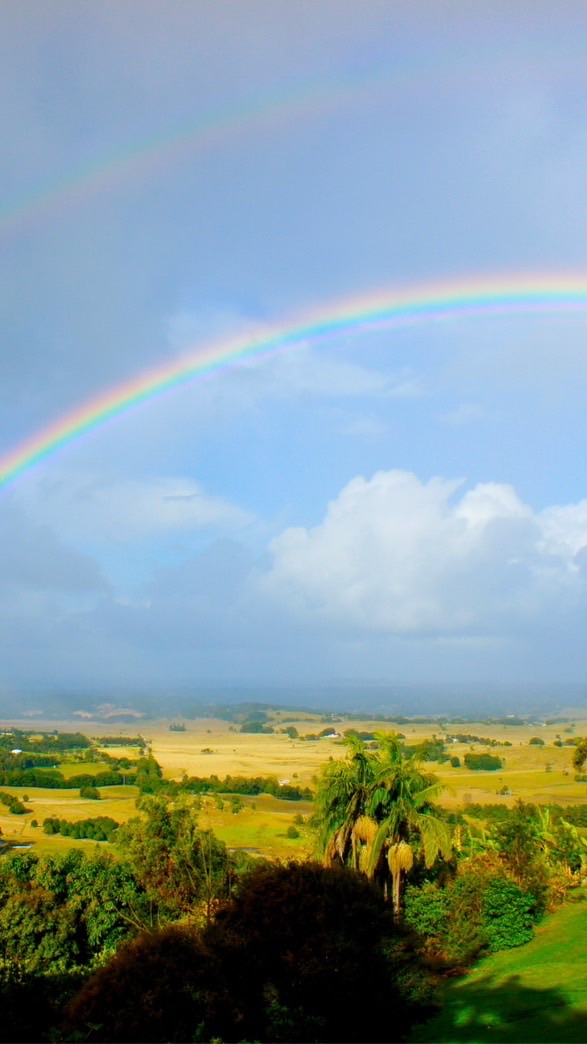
[539,500,587,559]
[262,469,585,634]
[166,307,408,402]
[14,474,252,546]
[338,413,388,437]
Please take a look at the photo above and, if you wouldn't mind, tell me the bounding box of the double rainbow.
[2,273,587,492]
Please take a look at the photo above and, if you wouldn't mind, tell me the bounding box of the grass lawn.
[411,896,587,1043]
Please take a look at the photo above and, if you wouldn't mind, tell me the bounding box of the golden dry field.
[1,713,586,860]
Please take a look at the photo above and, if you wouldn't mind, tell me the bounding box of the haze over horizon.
[3,3,587,706]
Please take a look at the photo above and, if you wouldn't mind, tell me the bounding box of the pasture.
[1,713,586,858]
[0,784,139,854]
[146,716,587,810]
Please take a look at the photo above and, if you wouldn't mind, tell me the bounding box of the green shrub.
[481,877,536,951]
[405,855,540,966]
[464,752,503,771]
[404,883,450,939]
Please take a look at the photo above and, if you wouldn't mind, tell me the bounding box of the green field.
[412,897,587,1043]
[199,793,314,860]
[54,760,119,778]
[0,784,140,854]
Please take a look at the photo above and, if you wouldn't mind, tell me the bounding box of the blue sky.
[2,1,587,698]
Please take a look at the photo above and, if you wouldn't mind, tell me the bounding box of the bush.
[64,926,208,1043]
[404,883,450,940]
[481,877,536,951]
[64,863,422,1044]
[405,854,540,967]
[80,786,101,800]
[464,753,503,771]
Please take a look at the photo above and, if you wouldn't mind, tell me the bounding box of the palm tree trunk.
[391,869,402,919]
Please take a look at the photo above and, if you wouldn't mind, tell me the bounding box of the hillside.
[412,897,587,1043]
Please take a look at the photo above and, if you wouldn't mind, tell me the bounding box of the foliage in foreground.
[404,855,538,965]
[64,862,423,1044]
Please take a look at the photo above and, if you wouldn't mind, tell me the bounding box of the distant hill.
[1,683,586,724]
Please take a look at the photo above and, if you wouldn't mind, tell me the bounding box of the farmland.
[1,711,586,859]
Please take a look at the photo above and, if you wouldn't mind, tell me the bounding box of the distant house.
[10,749,22,755]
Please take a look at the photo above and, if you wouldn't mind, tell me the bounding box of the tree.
[63,863,422,1044]
[572,738,587,772]
[365,733,452,917]
[464,752,503,771]
[312,733,377,870]
[313,733,452,918]
[63,925,209,1043]
[116,795,233,922]
[0,848,147,976]
[203,861,414,1044]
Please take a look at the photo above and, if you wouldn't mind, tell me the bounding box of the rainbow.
[0,44,533,237]
[0,73,380,236]
[3,272,587,492]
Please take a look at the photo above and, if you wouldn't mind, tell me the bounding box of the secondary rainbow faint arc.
[3,273,587,492]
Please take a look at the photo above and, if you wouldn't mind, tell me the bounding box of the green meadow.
[198,792,314,860]
[412,897,587,1043]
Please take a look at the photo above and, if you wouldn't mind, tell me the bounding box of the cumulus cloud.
[262,469,586,634]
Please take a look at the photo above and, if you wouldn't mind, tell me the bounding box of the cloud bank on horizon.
[2,1,587,695]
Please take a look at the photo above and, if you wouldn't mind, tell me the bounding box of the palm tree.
[365,733,452,917]
[313,733,377,869]
[313,732,452,918]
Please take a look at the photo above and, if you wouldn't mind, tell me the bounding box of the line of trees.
[0,789,28,814]
[43,816,120,841]
[0,767,132,788]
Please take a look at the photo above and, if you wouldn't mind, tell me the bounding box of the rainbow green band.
[3,273,587,491]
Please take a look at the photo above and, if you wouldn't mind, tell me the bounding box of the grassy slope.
[412,896,587,1043]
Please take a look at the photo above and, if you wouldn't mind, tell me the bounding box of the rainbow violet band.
[2,272,587,492]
